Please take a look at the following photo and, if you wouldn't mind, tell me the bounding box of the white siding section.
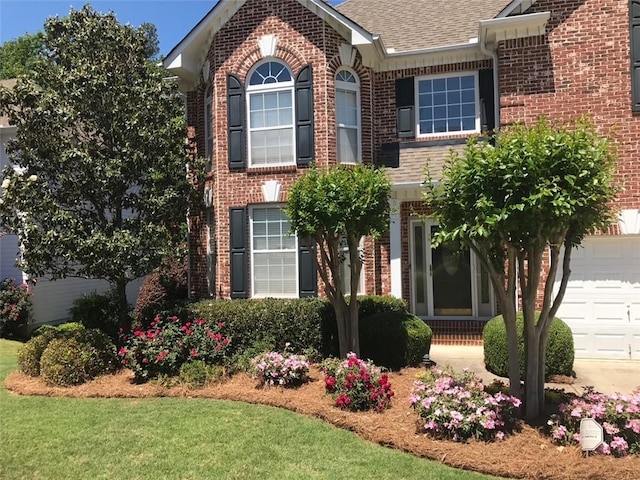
[30,276,145,328]
[555,236,640,360]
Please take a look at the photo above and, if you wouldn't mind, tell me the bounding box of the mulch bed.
[5,366,639,480]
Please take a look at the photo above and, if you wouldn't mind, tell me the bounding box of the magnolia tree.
[424,117,617,421]
[0,7,195,328]
[286,165,391,357]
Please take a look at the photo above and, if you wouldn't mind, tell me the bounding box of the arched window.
[246,61,295,166]
[335,69,360,163]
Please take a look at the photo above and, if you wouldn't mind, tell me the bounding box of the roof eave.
[378,42,486,72]
[497,0,539,17]
[479,11,551,46]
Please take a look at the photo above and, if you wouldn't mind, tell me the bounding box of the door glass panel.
[431,226,472,316]
[413,224,428,316]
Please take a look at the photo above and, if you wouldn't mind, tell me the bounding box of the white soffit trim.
[379,43,486,72]
[479,11,550,45]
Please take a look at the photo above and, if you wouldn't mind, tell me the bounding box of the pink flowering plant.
[251,343,310,387]
[321,352,394,412]
[410,368,521,442]
[547,386,640,456]
[119,315,230,382]
[0,278,32,338]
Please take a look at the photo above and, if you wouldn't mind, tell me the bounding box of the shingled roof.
[336,0,510,52]
[0,79,17,128]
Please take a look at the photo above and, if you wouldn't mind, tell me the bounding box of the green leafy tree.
[286,164,391,357]
[0,32,45,79]
[424,117,617,421]
[0,6,195,329]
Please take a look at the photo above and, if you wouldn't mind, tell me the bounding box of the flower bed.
[548,386,640,456]
[410,368,521,442]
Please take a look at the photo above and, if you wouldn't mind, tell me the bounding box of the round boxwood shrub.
[483,312,574,380]
[40,338,91,386]
[360,311,432,370]
[18,334,55,377]
[38,328,120,386]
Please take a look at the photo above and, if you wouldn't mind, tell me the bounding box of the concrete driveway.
[429,345,640,395]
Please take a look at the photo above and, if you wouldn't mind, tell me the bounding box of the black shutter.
[296,65,314,166]
[375,142,400,168]
[478,69,496,132]
[396,77,415,138]
[229,207,248,298]
[227,74,246,169]
[631,1,640,111]
[298,236,317,297]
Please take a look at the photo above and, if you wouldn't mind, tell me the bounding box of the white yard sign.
[580,418,603,452]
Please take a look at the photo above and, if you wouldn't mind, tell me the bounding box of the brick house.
[165,0,640,359]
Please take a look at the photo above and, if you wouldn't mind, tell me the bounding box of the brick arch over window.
[233,45,306,80]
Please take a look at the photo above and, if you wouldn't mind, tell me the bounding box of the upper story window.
[247,61,295,167]
[416,72,479,137]
[204,85,213,164]
[335,69,361,163]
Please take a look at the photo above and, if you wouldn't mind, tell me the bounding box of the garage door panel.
[556,236,640,359]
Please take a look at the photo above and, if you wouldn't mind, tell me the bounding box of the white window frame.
[414,71,480,138]
[204,85,213,170]
[249,205,299,298]
[246,60,296,168]
[335,68,361,164]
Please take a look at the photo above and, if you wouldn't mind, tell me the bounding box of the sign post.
[580,418,603,455]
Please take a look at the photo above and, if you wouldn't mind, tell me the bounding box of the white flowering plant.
[251,343,310,387]
[548,386,640,456]
[410,368,521,442]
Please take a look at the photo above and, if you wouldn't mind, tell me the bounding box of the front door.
[410,220,493,318]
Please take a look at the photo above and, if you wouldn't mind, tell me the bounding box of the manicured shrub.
[120,315,230,382]
[0,278,32,339]
[251,345,310,387]
[178,360,223,389]
[322,353,394,412]
[38,327,120,386]
[134,256,188,327]
[70,290,122,341]
[410,368,521,442]
[40,338,90,386]
[17,334,53,377]
[483,312,574,380]
[548,387,640,456]
[359,311,432,370]
[191,298,326,358]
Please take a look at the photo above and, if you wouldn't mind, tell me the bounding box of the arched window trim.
[335,67,361,164]
[246,59,296,167]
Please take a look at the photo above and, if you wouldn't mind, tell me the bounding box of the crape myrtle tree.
[424,117,617,421]
[286,164,391,357]
[0,6,196,329]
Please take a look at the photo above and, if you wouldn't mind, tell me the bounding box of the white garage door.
[555,236,640,359]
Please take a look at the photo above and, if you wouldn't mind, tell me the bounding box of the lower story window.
[251,206,297,296]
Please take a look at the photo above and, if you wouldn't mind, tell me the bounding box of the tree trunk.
[115,276,130,331]
[333,294,350,357]
[503,305,521,401]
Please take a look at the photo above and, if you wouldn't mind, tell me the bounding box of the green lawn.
[0,339,497,480]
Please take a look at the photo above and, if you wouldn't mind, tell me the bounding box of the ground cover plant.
[548,386,640,456]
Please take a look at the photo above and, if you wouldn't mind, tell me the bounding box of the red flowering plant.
[321,352,394,412]
[119,315,230,382]
[0,278,32,338]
